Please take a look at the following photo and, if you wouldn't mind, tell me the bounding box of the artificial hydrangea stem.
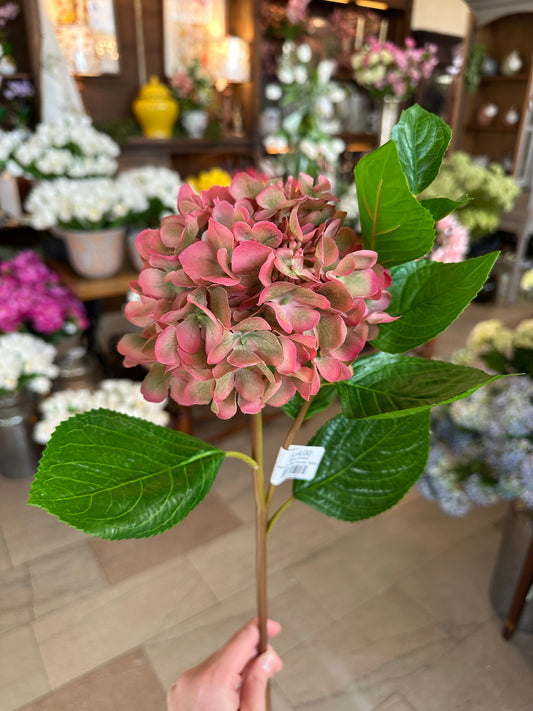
[251,411,271,711]
[267,496,294,534]
[224,450,259,471]
[265,398,313,510]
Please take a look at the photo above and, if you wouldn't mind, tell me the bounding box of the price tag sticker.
[270,445,325,486]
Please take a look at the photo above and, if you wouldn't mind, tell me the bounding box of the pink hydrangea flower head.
[118,172,395,419]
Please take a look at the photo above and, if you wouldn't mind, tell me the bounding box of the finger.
[239,647,283,711]
[215,619,282,676]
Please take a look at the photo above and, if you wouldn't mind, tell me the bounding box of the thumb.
[239,648,283,711]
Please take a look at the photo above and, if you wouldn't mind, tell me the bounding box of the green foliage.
[421,151,521,242]
[293,411,430,520]
[355,140,435,266]
[338,353,506,419]
[391,104,452,194]
[371,253,499,353]
[29,410,225,540]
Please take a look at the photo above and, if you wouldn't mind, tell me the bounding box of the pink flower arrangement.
[0,251,88,340]
[352,36,438,100]
[170,58,213,114]
[118,172,395,419]
[286,0,310,25]
[431,214,470,263]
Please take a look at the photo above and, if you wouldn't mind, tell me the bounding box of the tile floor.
[1,299,533,711]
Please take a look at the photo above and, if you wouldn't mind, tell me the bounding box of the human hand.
[167,618,283,711]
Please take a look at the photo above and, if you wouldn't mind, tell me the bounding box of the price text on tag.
[270,445,325,486]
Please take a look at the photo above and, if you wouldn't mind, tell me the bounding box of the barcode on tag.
[270,445,325,486]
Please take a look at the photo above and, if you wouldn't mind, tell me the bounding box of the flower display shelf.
[45,259,139,303]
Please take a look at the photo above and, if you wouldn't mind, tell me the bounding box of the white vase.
[182,109,208,138]
[379,97,402,146]
[54,226,126,279]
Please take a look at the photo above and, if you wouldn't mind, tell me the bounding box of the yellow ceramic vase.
[133,76,179,139]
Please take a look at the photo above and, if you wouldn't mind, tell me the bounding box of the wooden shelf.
[47,259,138,302]
[466,124,520,133]
[480,73,529,83]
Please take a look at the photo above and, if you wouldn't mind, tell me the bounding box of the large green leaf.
[29,409,225,540]
[338,352,506,419]
[419,197,469,223]
[293,411,430,521]
[282,382,337,420]
[372,252,499,353]
[355,141,435,267]
[391,105,451,194]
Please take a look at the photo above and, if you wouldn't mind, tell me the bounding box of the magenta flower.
[0,250,89,340]
[118,173,395,419]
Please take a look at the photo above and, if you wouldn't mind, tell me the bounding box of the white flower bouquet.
[4,115,119,180]
[0,332,58,396]
[116,166,182,228]
[34,379,170,444]
[263,40,346,180]
[25,166,183,232]
[25,177,147,231]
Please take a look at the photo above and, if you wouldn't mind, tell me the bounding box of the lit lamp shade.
[208,35,250,89]
[56,23,103,76]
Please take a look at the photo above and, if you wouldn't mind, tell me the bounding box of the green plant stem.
[224,450,259,471]
[265,398,312,510]
[251,411,270,711]
[267,496,294,534]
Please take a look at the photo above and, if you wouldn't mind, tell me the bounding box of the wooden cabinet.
[452,11,533,176]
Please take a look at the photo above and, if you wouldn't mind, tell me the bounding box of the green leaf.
[391,105,451,194]
[419,196,470,222]
[372,252,499,353]
[29,409,225,540]
[355,141,435,267]
[338,352,506,419]
[282,383,337,420]
[293,411,430,521]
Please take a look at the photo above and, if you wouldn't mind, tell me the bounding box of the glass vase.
[53,334,102,392]
[0,391,40,479]
[379,96,401,146]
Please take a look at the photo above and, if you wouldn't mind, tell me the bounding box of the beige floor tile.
[372,694,418,711]
[145,570,335,690]
[276,587,452,708]
[187,500,341,601]
[314,587,450,680]
[0,564,32,636]
[29,543,108,618]
[0,624,49,711]
[16,648,166,711]
[0,478,32,521]
[0,529,11,572]
[400,621,533,711]
[89,492,240,584]
[2,502,86,567]
[33,555,216,689]
[397,524,502,639]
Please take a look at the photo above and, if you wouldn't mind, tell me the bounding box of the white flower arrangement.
[25,177,148,231]
[116,166,182,227]
[263,40,346,181]
[34,379,171,444]
[0,127,28,172]
[5,114,119,180]
[25,166,183,232]
[0,332,58,396]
